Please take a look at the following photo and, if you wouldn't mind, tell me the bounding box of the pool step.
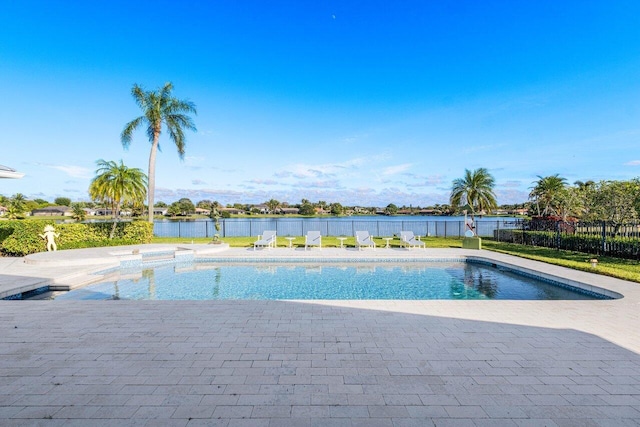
[141,254,176,264]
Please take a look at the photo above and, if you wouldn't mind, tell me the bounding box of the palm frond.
[121,116,145,148]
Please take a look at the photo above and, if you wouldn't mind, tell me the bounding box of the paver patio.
[0,246,639,426]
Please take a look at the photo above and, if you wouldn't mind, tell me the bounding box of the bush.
[0,220,155,256]
[119,221,153,243]
[1,220,55,256]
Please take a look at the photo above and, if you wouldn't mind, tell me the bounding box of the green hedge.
[0,220,154,256]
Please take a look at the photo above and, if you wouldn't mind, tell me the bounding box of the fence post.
[555,220,560,250]
[178,221,181,238]
[601,220,606,254]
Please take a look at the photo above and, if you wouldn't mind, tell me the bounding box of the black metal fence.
[153,219,522,239]
[493,219,640,260]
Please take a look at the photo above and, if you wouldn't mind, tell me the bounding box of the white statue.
[464,214,475,237]
[40,225,59,251]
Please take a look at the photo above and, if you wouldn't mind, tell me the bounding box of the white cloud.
[47,164,92,179]
[624,160,640,166]
[248,179,279,185]
[382,163,412,176]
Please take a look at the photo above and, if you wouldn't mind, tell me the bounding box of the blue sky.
[1,0,640,207]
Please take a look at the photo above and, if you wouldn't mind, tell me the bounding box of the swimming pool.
[53,260,607,301]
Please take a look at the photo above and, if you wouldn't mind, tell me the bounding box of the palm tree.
[71,202,87,222]
[89,159,147,237]
[121,82,197,223]
[450,168,498,222]
[529,174,567,216]
[266,199,280,214]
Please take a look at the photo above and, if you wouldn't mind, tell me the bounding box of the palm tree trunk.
[110,202,120,239]
[147,132,160,223]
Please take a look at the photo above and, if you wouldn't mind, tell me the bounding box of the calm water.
[54,262,601,301]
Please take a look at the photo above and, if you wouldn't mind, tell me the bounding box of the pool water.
[54,262,603,301]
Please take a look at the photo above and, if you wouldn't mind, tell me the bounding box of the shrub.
[120,221,153,243]
[0,220,155,256]
[1,220,55,256]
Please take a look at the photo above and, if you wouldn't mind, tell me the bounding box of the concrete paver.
[0,245,639,425]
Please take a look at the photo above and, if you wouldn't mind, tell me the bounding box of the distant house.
[153,207,168,216]
[94,208,131,216]
[220,207,243,215]
[95,208,113,216]
[279,207,299,215]
[31,205,72,216]
[418,209,438,215]
[195,207,211,216]
[253,204,269,214]
[0,205,7,216]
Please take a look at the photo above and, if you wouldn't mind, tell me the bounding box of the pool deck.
[0,245,639,426]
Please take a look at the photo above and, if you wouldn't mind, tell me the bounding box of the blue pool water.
[54,261,604,301]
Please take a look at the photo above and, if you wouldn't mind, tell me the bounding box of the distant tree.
[266,199,280,214]
[176,198,195,215]
[330,202,343,215]
[6,194,27,219]
[298,201,315,216]
[553,186,583,221]
[586,180,640,228]
[33,198,50,207]
[154,201,167,208]
[167,202,182,217]
[71,202,86,222]
[385,203,399,215]
[121,82,197,223]
[24,200,39,213]
[529,174,567,216]
[197,199,213,209]
[450,168,497,224]
[54,197,71,206]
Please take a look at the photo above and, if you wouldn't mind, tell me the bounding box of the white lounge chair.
[355,230,376,250]
[304,230,322,250]
[253,230,277,250]
[400,231,425,249]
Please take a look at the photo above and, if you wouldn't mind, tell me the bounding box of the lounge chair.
[304,230,322,250]
[400,231,425,249]
[355,230,376,250]
[253,230,277,250]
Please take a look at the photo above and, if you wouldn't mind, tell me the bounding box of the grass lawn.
[482,240,640,283]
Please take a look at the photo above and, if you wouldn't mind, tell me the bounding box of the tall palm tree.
[121,82,197,223]
[450,168,498,221]
[529,174,567,216]
[89,159,147,237]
